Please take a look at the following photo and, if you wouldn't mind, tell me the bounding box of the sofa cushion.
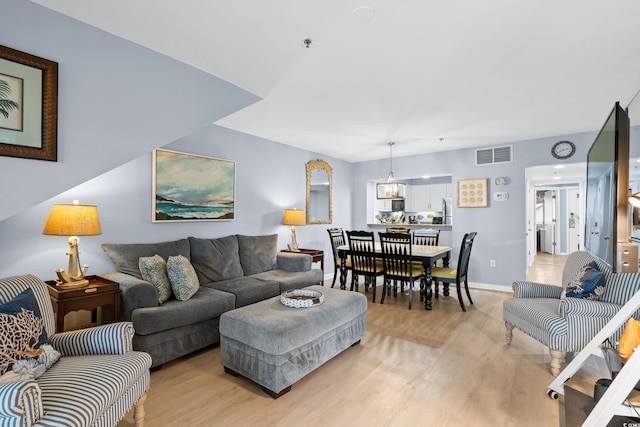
[237,234,278,275]
[167,255,200,301]
[131,287,235,335]
[204,276,280,307]
[102,239,191,279]
[189,236,244,283]
[252,269,323,293]
[139,254,172,304]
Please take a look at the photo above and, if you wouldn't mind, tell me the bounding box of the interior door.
[543,190,557,254]
[567,187,581,252]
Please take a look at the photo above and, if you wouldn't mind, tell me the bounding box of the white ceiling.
[33,0,640,162]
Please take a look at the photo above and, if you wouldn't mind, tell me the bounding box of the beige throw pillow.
[167,255,200,301]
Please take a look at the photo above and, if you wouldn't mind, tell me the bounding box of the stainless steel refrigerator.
[443,197,453,225]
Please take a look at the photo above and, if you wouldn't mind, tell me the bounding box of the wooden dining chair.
[327,228,352,288]
[430,232,477,311]
[412,230,440,246]
[385,227,410,234]
[413,230,441,273]
[346,230,384,302]
[378,232,425,309]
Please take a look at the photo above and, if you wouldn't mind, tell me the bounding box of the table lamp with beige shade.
[283,209,306,252]
[43,203,102,288]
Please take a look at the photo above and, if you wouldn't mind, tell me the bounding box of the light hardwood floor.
[118,255,574,427]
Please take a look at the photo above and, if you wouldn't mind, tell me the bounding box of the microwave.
[391,199,405,211]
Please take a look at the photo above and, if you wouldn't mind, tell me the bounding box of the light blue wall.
[0,125,351,279]
[0,0,351,280]
[0,0,258,221]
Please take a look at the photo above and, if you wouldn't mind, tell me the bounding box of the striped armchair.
[503,251,640,376]
[0,275,152,427]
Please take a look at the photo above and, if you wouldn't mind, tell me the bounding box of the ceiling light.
[376,142,405,199]
[554,165,565,169]
[552,176,561,180]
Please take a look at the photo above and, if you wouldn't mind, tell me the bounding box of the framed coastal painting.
[0,45,58,161]
[457,178,488,208]
[152,149,236,222]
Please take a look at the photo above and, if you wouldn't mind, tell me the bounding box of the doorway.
[534,186,582,255]
[525,163,586,271]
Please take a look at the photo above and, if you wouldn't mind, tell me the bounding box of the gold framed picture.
[457,178,488,208]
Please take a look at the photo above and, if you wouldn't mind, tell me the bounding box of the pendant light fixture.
[376,142,405,199]
[387,141,396,182]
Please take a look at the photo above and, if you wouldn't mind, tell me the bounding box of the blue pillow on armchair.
[565,261,606,300]
[0,288,49,375]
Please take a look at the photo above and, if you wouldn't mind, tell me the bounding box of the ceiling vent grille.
[475,145,513,166]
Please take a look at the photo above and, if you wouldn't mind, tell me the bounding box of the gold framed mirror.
[306,159,332,224]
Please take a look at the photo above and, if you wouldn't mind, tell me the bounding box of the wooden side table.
[45,275,120,332]
[281,248,324,278]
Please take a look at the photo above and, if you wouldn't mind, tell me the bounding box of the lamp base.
[287,243,301,252]
[55,278,89,289]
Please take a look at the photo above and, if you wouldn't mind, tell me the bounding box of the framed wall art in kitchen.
[0,45,58,161]
[152,149,236,222]
[457,178,488,208]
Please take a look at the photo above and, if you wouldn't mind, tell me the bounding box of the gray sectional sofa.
[101,234,323,368]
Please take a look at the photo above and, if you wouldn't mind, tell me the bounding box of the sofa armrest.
[101,272,158,321]
[0,379,43,426]
[50,322,135,356]
[512,280,563,299]
[559,297,621,318]
[277,252,312,272]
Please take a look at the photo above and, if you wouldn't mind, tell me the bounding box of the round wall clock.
[551,140,576,160]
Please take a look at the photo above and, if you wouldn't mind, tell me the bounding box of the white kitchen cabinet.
[428,184,447,210]
[407,184,450,211]
[404,186,415,211]
[412,185,430,211]
[374,199,393,211]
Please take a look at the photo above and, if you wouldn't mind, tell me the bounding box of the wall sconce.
[43,203,102,287]
[282,209,306,252]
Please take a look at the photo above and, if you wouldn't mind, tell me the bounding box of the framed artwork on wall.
[152,149,236,222]
[0,45,58,161]
[457,178,488,208]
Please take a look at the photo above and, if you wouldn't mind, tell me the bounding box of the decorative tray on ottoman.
[280,289,324,308]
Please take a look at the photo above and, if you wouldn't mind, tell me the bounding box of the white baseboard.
[468,282,512,293]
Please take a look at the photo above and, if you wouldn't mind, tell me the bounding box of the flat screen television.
[584,102,633,272]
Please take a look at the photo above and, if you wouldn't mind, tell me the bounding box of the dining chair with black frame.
[346,230,384,303]
[327,228,352,288]
[378,232,425,310]
[430,232,477,311]
[412,229,440,246]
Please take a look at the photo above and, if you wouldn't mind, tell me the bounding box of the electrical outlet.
[490,259,497,268]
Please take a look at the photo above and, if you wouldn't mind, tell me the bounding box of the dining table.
[337,243,452,310]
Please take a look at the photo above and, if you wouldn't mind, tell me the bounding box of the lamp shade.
[282,209,306,226]
[630,193,640,208]
[43,204,102,236]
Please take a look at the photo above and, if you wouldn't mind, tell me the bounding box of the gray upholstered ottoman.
[220,285,367,398]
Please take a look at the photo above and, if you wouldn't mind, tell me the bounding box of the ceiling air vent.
[475,145,513,166]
